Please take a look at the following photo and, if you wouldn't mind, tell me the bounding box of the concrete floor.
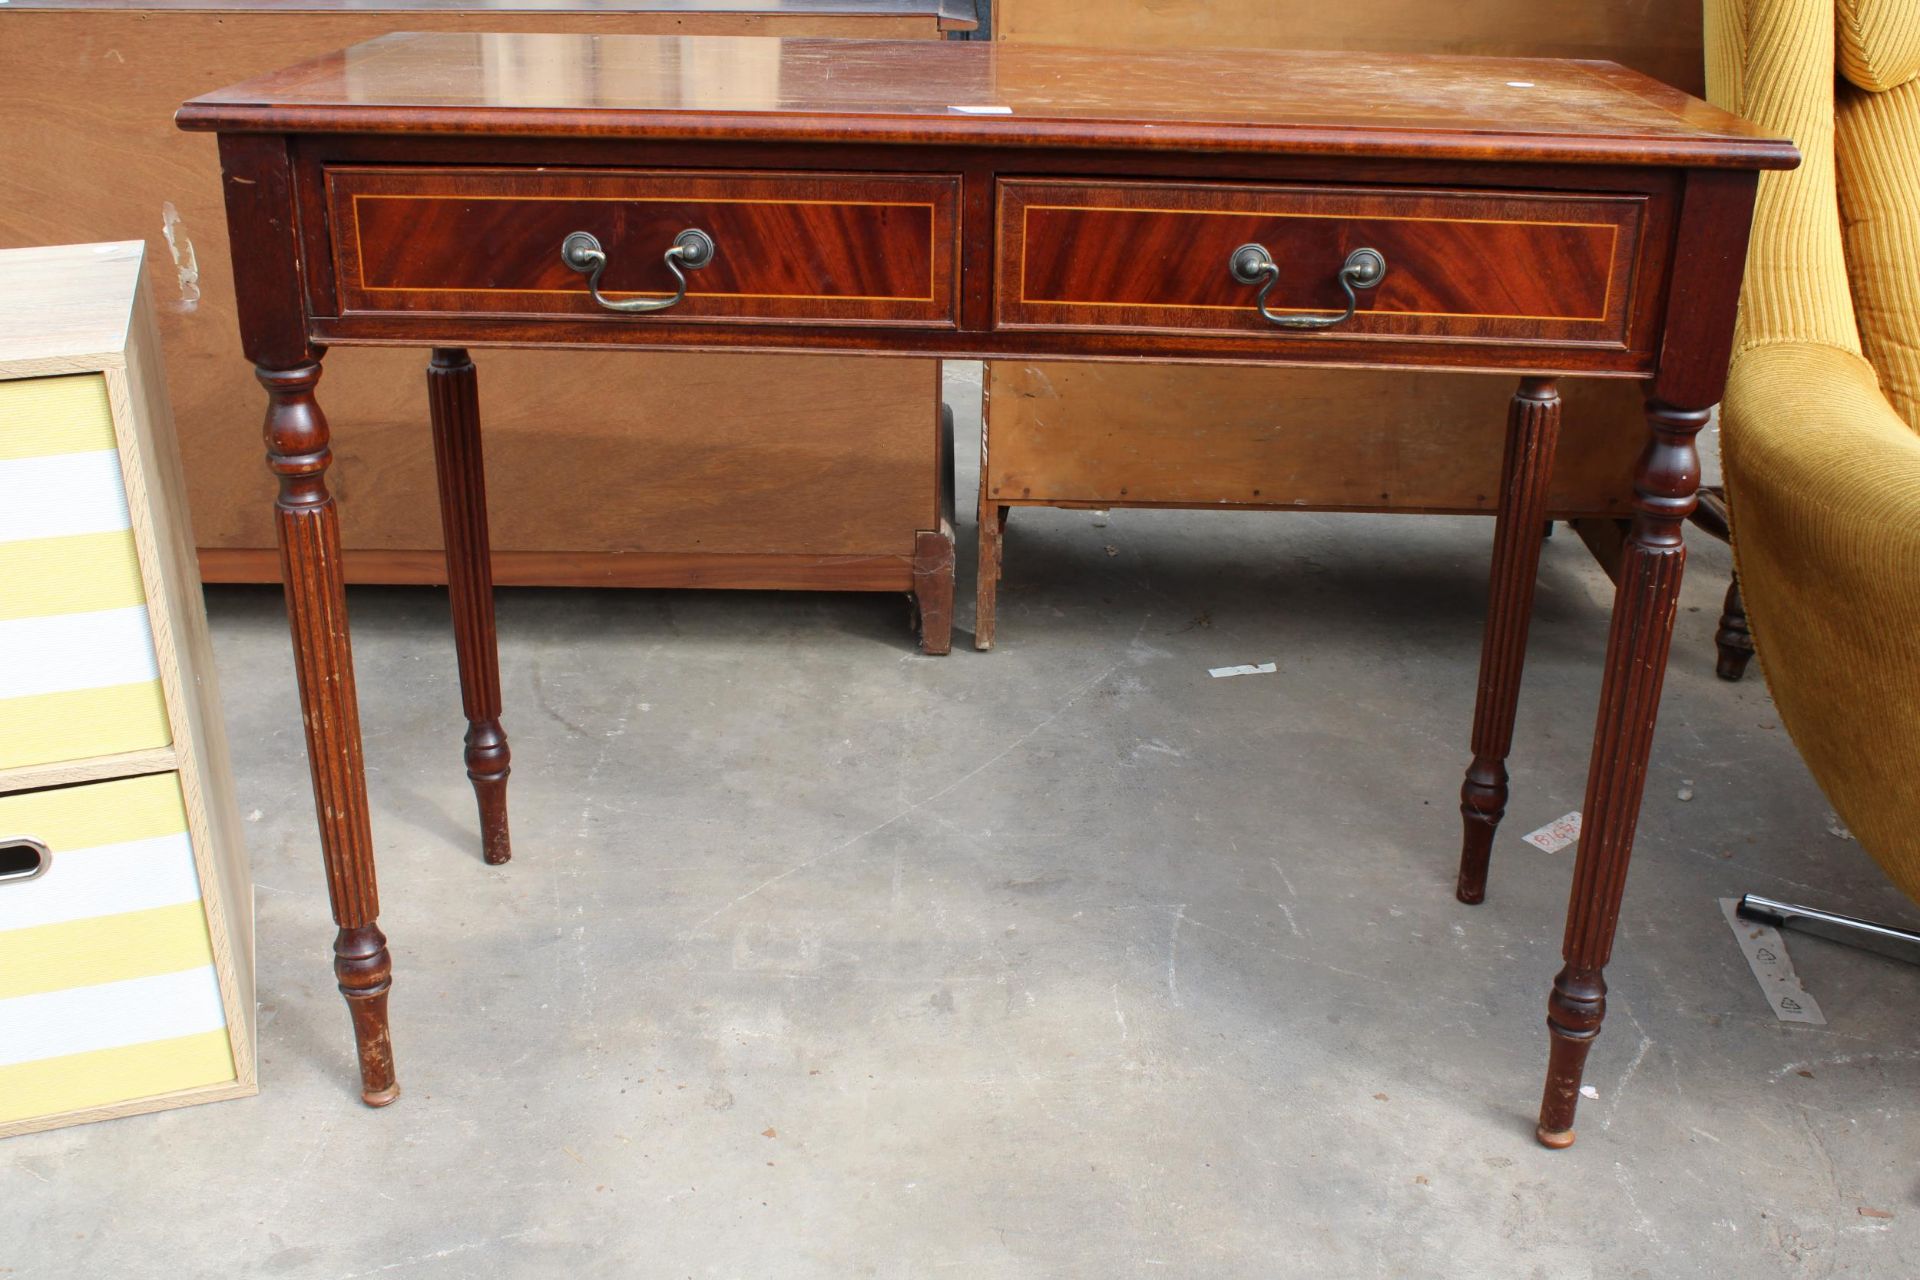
[4,367,1918,1278]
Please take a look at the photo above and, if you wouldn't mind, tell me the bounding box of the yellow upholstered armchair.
[1705,0,1920,940]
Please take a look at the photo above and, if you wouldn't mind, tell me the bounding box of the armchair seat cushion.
[1723,340,1920,897]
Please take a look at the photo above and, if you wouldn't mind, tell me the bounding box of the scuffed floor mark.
[1600,1001,1654,1131]
[1166,903,1187,1007]
[160,201,200,310]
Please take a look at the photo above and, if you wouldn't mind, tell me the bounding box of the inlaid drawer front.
[0,774,235,1127]
[996,180,1646,346]
[0,375,171,770]
[327,167,961,325]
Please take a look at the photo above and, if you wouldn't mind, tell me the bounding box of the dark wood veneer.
[330,167,961,324]
[185,31,1792,1151]
[997,180,1642,345]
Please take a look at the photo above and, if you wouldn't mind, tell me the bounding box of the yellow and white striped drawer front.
[0,773,236,1127]
[0,373,172,770]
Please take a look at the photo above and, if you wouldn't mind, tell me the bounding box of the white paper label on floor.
[1719,898,1827,1025]
[1209,662,1277,679]
[1522,812,1582,853]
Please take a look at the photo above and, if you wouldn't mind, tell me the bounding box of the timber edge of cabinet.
[0,242,255,1138]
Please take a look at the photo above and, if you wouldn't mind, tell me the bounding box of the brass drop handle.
[0,837,51,885]
[1229,244,1386,330]
[561,228,715,314]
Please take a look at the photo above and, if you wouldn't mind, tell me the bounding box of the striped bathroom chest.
[0,242,254,1136]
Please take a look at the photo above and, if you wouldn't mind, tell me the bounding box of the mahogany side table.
[178,33,1794,1147]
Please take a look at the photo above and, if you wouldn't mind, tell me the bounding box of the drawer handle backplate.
[0,838,52,885]
[561,228,716,314]
[1229,244,1386,331]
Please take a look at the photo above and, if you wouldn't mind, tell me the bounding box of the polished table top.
[178,31,1794,168]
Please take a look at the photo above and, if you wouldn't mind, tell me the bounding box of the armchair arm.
[1722,341,1920,895]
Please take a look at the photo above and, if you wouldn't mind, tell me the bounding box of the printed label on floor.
[1718,898,1827,1025]
[1208,662,1277,679]
[1522,812,1582,853]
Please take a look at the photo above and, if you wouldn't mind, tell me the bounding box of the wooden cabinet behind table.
[982,1,1706,638]
[0,1,974,616]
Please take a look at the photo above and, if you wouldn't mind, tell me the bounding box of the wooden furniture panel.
[996,180,1645,348]
[191,351,943,582]
[329,167,960,324]
[0,3,966,596]
[0,242,254,1138]
[982,362,1646,515]
[182,31,1787,1150]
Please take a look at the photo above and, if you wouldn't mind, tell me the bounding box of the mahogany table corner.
[179,33,1795,1144]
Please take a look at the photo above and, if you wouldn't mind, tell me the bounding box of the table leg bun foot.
[1536,964,1605,1148]
[1535,1124,1576,1149]
[466,720,512,865]
[335,924,398,1106]
[1456,762,1505,904]
[1455,837,1491,905]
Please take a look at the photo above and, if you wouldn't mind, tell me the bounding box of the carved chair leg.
[427,349,511,865]
[260,361,398,1106]
[1715,574,1754,681]
[1456,378,1562,905]
[1536,398,1705,1148]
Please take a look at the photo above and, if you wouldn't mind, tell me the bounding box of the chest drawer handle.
[561,228,716,314]
[1229,244,1386,330]
[0,838,52,885]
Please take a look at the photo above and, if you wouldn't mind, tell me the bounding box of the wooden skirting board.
[201,548,917,592]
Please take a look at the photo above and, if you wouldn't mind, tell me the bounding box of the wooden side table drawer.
[0,374,171,770]
[995,179,1647,348]
[326,166,961,326]
[0,773,244,1130]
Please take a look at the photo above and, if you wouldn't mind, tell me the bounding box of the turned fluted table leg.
[1535,396,1705,1148]
[1456,378,1563,904]
[426,349,511,865]
[260,361,399,1106]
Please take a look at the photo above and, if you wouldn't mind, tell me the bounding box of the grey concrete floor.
[5,367,1919,1279]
